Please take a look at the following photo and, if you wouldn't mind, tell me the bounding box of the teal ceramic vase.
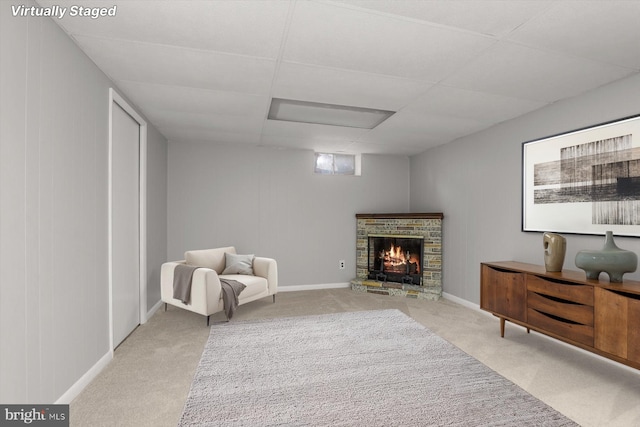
[575,231,637,282]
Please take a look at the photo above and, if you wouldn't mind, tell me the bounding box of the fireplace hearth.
[352,213,443,300]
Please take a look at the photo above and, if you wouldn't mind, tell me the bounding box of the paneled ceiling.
[38,0,640,156]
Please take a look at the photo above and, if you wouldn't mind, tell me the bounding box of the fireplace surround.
[352,213,443,300]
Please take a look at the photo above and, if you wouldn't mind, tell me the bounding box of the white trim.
[55,351,112,404]
[442,292,480,311]
[278,282,351,292]
[139,122,148,325]
[147,299,164,318]
[108,88,148,353]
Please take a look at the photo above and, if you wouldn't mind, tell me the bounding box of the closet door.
[111,102,140,348]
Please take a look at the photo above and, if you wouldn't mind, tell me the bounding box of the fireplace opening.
[367,235,423,285]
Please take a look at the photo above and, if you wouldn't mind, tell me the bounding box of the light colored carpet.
[69,289,640,426]
[178,309,576,426]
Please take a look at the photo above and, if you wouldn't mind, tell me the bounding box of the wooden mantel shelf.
[356,213,444,219]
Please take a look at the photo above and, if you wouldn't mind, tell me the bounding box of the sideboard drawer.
[527,275,594,306]
[527,291,593,326]
[528,308,594,347]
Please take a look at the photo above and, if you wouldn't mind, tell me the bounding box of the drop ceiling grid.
[35,0,640,154]
[282,0,498,82]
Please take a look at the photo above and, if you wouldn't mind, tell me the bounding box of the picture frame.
[522,114,640,237]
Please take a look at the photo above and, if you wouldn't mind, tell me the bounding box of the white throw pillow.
[222,253,254,275]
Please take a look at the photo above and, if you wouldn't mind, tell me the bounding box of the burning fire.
[383,244,420,273]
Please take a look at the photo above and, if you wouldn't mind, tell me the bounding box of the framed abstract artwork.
[522,114,640,236]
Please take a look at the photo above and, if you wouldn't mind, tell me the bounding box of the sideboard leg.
[527,328,530,334]
[500,317,505,338]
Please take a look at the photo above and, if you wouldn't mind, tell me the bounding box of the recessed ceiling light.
[268,98,395,129]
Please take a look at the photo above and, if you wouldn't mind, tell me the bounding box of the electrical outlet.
[339,260,346,269]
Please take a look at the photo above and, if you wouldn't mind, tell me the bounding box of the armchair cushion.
[185,246,235,273]
[221,274,267,300]
[222,253,254,275]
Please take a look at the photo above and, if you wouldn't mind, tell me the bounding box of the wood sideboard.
[480,261,640,370]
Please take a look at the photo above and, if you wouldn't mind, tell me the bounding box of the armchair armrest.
[253,257,278,295]
[191,268,223,314]
[161,261,184,302]
[161,261,223,315]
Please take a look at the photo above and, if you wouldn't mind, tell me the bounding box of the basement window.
[314,153,361,176]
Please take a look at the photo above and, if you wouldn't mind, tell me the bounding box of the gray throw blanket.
[220,278,246,320]
[173,264,199,304]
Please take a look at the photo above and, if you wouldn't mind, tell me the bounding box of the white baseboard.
[278,282,351,292]
[55,350,112,404]
[441,292,480,311]
[147,299,163,318]
[55,299,163,404]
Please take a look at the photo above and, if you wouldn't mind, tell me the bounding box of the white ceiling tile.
[259,134,354,153]
[73,35,277,94]
[443,41,635,103]
[508,1,640,69]
[348,140,438,156]
[330,0,555,37]
[404,85,547,124]
[146,110,264,135]
[39,0,290,58]
[273,62,433,111]
[116,81,269,117]
[262,119,369,142]
[159,127,261,145]
[284,1,495,81]
[370,110,487,141]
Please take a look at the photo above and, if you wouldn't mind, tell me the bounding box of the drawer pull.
[533,292,582,306]
[532,309,581,325]
[604,289,640,301]
[532,274,580,287]
[488,266,519,274]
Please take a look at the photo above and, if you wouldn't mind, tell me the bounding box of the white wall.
[168,143,410,286]
[0,4,167,403]
[410,73,640,304]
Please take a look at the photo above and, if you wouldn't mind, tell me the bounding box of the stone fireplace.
[352,213,443,300]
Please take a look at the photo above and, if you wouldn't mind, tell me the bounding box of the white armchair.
[161,246,277,325]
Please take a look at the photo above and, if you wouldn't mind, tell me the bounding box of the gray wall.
[146,125,168,308]
[0,4,167,403]
[167,143,410,286]
[410,72,640,304]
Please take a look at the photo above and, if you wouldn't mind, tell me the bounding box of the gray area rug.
[179,309,577,426]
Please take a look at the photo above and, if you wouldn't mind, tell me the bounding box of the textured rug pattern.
[179,309,577,426]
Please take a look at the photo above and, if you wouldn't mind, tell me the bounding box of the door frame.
[108,88,147,352]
